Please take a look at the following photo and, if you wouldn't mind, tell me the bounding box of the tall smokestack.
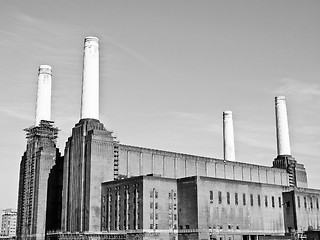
[80,36,99,120]
[275,96,291,156]
[223,111,235,161]
[35,65,52,126]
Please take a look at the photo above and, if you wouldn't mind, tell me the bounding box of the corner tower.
[61,37,117,232]
[16,65,60,240]
[272,96,307,187]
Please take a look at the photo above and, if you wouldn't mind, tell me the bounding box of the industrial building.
[17,36,320,240]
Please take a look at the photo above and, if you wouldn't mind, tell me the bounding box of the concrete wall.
[178,176,286,240]
[283,188,320,232]
[119,145,289,186]
[101,176,178,240]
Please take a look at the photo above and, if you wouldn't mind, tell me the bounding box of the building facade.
[1,209,17,237]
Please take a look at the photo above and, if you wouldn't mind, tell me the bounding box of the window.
[279,197,282,208]
[169,192,171,198]
[258,195,261,206]
[155,202,158,209]
[155,224,158,229]
[243,193,246,206]
[310,197,313,209]
[150,213,153,220]
[272,196,275,208]
[155,213,158,220]
[265,196,268,207]
[150,224,153,229]
[150,191,153,198]
[174,214,177,220]
[186,225,190,229]
[250,194,254,206]
[218,191,222,204]
[317,198,319,209]
[304,197,307,208]
[227,192,230,204]
[150,202,153,208]
[228,225,232,229]
[155,191,158,198]
[210,191,214,201]
[235,193,238,205]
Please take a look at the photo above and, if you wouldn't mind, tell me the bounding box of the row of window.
[297,196,319,209]
[210,191,282,208]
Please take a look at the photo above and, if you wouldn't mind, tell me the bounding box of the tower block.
[17,66,61,240]
[61,37,117,232]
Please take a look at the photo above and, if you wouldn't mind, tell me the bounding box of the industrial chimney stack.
[80,36,99,120]
[35,65,52,125]
[275,96,291,156]
[223,111,235,161]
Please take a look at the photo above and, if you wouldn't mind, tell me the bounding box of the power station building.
[17,37,320,240]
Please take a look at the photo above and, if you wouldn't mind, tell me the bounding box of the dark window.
[150,202,153,208]
[304,197,307,208]
[218,191,222,204]
[150,191,153,198]
[228,225,231,229]
[265,196,268,207]
[150,213,153,219]
[150,224,153,229]
[155,191,158,198]
[317,198,319,209]
[243,193,246,206]
[155,202,158,209]
[210,191,214,201]
[227,192,230,204]
[279,197,282,208]
[235,193,238,205]
[250,194,254,206]
[310,197,313,209]
[272,196,275,208]
[186,225,190,229]
[258,195,261,206]
[155,224,158,229]
[297,196,301,208]
[174,214,177,220]
[155,213,158,220]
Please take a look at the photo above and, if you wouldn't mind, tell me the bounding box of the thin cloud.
[0,107,33,122]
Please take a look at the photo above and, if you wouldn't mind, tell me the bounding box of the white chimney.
[223,111,235,161]
[35,65,52,125]
[275,96,291,156]
[80,36,99,120]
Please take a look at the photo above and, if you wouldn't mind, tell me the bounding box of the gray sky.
[0,0,320,209]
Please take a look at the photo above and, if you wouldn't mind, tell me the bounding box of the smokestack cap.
[38,65,52,75]
[84,36,99,47]
[223,111,233,118]
[275,96,286,101]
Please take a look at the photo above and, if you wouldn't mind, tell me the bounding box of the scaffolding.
[24,120,59,143]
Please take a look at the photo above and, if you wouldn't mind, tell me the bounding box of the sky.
[0,0,320,210]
